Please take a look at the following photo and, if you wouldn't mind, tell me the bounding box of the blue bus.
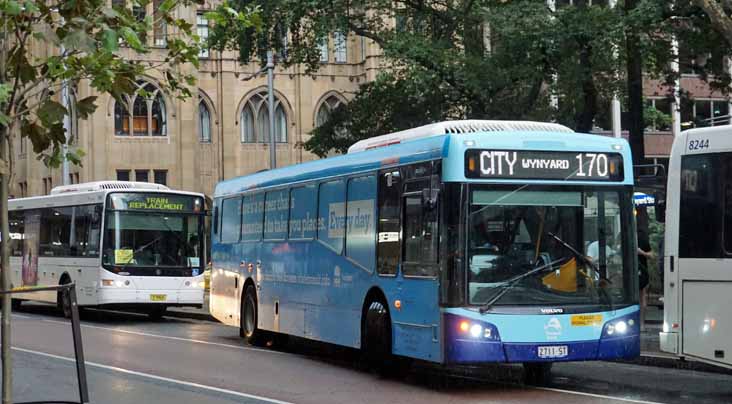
[210,120,639,383]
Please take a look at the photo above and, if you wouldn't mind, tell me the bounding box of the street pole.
[609,0,622,138]
[267,51,276,170]
[0,15,12,404]
[61,15,70,185]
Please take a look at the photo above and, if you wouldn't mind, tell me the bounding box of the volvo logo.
[540,308,564,314]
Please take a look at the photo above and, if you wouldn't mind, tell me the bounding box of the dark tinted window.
[679,155,721,258]
[377,169,401,275]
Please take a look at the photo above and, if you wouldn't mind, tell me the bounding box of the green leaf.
[157,0,176,13]
[100,6,120,19]
[23,0,39,13]
[102,29,119,52]
[0,113,10,127]
[119,27,144,50]
[74,96,98,119]
[0,83,10,104]
[3,1,22,15]
[37,100,67,126]
[63,29,96,52]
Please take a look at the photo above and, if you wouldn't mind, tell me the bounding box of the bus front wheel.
[523,362,553,386]
[241,284,264,346]
[362,299,393,373]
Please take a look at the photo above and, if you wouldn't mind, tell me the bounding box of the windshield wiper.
[547,232,614,310]
[478,257,567,314]
[546,232,598,272]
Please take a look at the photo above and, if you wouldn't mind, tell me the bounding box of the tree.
[692,0,732,46]
[0,1,256,401]
[211,1,629,156]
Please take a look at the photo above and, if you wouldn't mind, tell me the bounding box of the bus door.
[387,162,442,362]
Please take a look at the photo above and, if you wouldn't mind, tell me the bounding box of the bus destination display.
[465,150,624,181]
[109,193,203,212]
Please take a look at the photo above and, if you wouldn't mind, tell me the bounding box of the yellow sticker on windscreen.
[571,314,603,326]
[115,249,134,264]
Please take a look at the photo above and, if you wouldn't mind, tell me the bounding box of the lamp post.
[266,51,276,170]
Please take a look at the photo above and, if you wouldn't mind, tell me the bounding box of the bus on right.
[660,124,732,369]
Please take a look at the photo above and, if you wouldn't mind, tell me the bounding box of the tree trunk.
[0,125,11,404]
[625,0,646,166]
[693,0,732,48]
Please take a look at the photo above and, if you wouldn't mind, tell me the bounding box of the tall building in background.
[12,0,384,199]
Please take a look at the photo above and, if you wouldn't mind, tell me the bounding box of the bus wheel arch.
[361,287,393,367]
[57,273,73,319]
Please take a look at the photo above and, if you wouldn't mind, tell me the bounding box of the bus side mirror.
[654,193,666,223]
[422,188,439,209]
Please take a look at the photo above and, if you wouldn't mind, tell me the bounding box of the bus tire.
[241,284,264,346]
[147,305,167,320]
[57,276,73,319]
[523,362,553,386]
[362,299,393,374]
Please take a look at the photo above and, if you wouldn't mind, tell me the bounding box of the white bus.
[8,181,206,319]
[660,124,732,369]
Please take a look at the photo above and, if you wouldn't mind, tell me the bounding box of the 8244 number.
[688,139,709,151]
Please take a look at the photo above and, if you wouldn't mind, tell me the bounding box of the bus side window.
[213,205,219,236]
[377,170,401,276]
[318,180,346,254]
[346,175,376,271]
[679,155,722,258]
[242,194,264,241]
[221,197,242,243]
[9,210,24,257]
[289,185,317,240]
[264,189,289,240]
[402,174,439,277]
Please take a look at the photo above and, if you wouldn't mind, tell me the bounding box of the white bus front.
[99,192,206,316]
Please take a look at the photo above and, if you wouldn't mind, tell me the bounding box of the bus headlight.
[470,324,483,338]
[602,314,638,338]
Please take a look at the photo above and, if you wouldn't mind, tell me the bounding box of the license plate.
[150,294,167,302]
[538,345,568,359]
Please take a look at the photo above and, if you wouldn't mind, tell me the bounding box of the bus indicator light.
[394,300,402,310]
[459,321,470,333]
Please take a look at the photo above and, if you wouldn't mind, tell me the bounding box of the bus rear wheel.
[523,362,553,386]
[241,284,264,346]
[362,299,393,374]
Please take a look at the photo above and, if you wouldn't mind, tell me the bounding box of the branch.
[693,0,732,47]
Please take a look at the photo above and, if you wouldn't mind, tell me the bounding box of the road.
[6,304,732,404]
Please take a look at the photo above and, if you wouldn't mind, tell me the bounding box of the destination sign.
[465,150,624,181]
[108,193,203,212]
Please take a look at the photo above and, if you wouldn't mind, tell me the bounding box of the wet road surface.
[6,304,732,404]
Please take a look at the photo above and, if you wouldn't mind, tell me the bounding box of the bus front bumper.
[96,288,204,306]
[443,310,640,364]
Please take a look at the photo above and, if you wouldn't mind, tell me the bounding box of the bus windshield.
[468,185,635,308]
[102,211,203,271]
